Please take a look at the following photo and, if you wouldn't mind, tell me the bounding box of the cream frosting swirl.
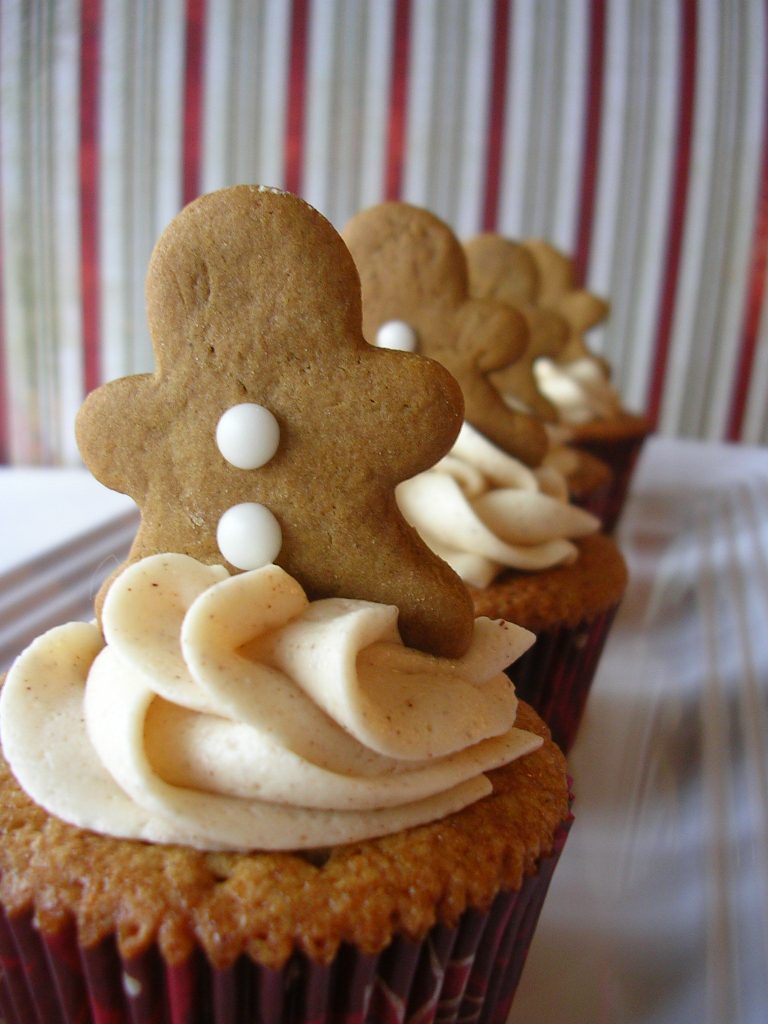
[0,554,540,851]
[396,423,600,588]
[533,356,622,424]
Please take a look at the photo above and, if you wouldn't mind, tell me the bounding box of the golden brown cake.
[0,701,567,972]
[471,533,627,634]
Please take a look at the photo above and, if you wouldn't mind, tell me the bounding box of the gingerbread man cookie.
[342,203,548,467]
[76,186,475,658]
[463,233,569,422]
[522,239,611,373]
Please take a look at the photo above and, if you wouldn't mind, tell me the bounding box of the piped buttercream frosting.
[1,554,540,851]
[397,423,600,588]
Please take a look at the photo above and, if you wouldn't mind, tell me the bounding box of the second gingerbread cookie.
[342,203,549,467]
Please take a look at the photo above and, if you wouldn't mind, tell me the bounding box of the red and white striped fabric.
[1,0,766,464]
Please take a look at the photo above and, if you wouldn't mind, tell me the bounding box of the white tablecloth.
[0,469,137,669]
[2,438,767,1023]
[509,435,768,1024]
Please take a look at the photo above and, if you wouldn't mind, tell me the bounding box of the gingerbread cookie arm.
[75,376,154,501]
[491,361,558,422]
[556,291,612,373]
[451,301,548,464]
[490,306,569,421]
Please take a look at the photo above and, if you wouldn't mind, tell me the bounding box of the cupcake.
[0,186,571,1024]
[462,232,616,526]
[520,239,652,531]
[394,424,627,754]
[343,201,627,751]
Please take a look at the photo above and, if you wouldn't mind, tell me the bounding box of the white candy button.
[375,320,418,352]
[216,403,280,470]
[216,503,282,570]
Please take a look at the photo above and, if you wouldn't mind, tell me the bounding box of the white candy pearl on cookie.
[216,403,280,470]
[216,503,282,570]
[215,403,282,568]
[375,320,418,352]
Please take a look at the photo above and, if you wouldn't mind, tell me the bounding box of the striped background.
[0,0,766,465]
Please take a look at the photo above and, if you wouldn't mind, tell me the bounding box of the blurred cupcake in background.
[523,239,652,531]
[464,233,615,524]
[344,202,627,751]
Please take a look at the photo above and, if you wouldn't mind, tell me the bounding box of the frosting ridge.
[397,423,600,587]
[534,355,621,424]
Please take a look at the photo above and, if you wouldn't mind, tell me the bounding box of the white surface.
[509,435,768,1024]
[0,469,137,670]
[2,442,767,1023]
[0,468,135,574]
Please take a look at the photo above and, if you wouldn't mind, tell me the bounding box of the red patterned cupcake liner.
[571,433,647,532]
[508,603,620,752]
[0,817,571,1024]
[568,476,614,531]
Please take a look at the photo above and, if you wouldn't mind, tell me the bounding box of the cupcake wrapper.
[0,817,571,1024]
[572,433,647,532]
[568,476,614,530]
[509,603,620,752]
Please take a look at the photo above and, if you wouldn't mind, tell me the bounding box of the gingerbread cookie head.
[76,185,475,658]
[464,233,569,421]
[464,233,538,307]
[342,203,548,467]
[522,240,611,370]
